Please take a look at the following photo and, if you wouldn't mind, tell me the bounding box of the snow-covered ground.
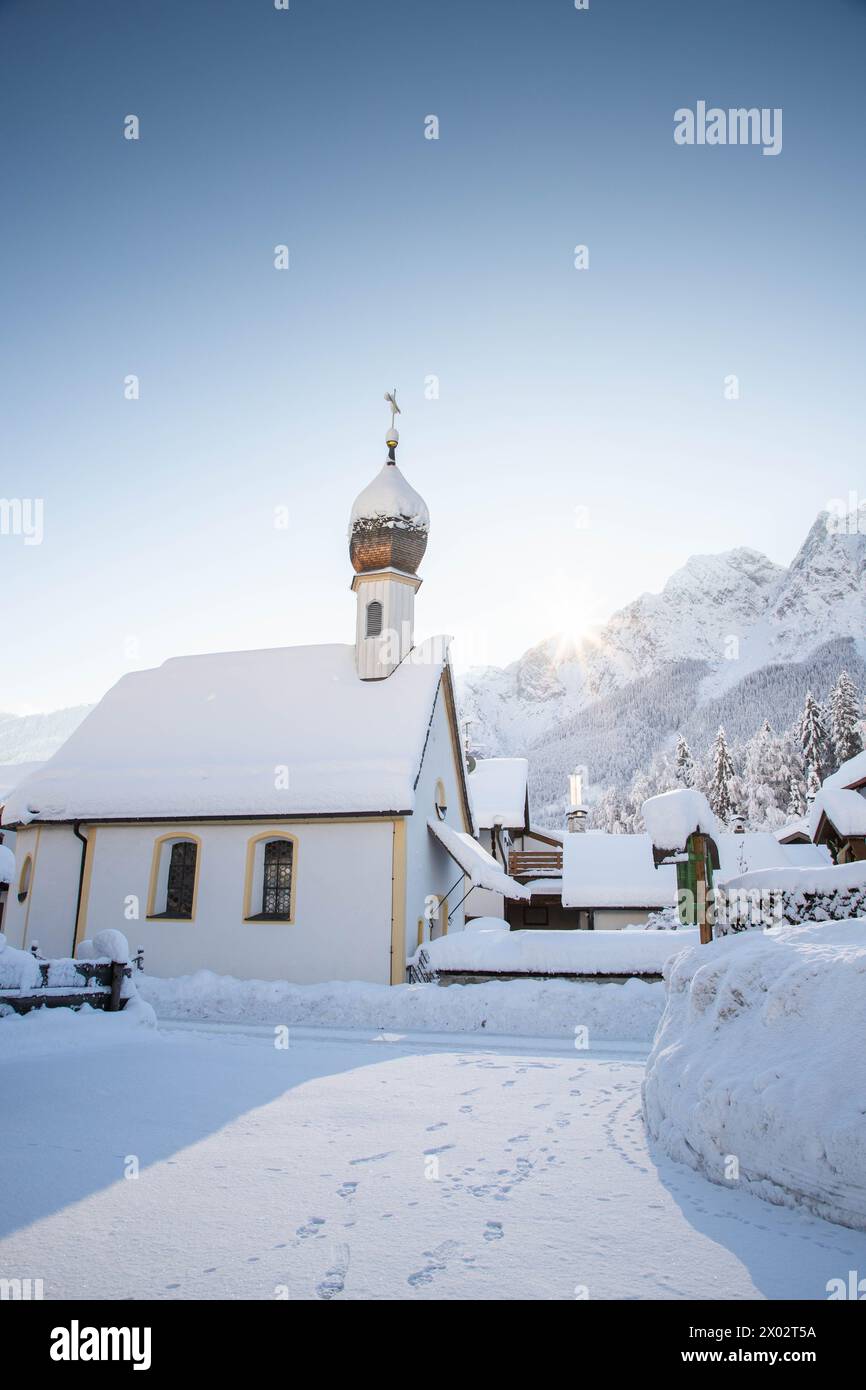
[644,921,866,1232]
[2,1006,865,1300]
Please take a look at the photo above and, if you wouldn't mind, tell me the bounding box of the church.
[1,401,528,984]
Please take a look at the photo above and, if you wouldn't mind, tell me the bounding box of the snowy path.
[2,1022,864,1300]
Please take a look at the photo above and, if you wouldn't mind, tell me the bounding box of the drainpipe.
[72,821,88,956]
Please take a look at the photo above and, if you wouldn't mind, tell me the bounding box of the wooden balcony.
[508,849,563,878]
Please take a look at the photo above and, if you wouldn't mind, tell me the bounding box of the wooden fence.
[0,955,134,1015]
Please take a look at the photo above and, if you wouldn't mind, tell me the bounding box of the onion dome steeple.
[349,391,429,680]
[349,390,429,576]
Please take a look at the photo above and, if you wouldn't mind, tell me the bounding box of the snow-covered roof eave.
[426,819,531,901]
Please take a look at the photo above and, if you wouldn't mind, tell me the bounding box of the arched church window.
[262,839,293,918]
[166,841,197,918]
[147,835,200,920]
[365,600,383,638]
[18,854,33,903]
[243,833,297,922]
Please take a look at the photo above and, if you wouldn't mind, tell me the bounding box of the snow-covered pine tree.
[799,690,830,787]
[743,720,790,829]
[708,726,737,824]
[786,773,806,819]
[828,670,863,769]
[674,734,696,788]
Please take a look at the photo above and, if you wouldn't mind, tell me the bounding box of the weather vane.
[384,388,401,458]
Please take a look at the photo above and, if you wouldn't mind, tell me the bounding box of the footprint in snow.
[296,1217,327,1239]
[316,1243,350,1301]
[483,1222,504,1242]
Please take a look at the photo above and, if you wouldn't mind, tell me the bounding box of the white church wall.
[1,824,83,958]
[82,818,395,984]
[405,678,470,961]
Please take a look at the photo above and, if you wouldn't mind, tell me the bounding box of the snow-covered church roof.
[2,639,455,825]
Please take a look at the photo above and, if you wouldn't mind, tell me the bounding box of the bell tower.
[348,391,430,680]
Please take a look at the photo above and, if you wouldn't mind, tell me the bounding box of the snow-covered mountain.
[458,509,866,820]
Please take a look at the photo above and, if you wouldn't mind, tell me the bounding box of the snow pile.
[422,925,699,976]
[0,933,43,991]
[716,859,866,931]
[643,921,866,1230]
[468,758,529,830]
[808,787,866,840]
[641,788,718,853]
[77,929,130,963]
[140,970,665,1042]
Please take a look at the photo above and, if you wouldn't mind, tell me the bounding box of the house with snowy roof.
[464,756,564,923]
[0,404,528,984]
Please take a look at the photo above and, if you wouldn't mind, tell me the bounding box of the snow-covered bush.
[643,921,866,1230]
[715,860,866,932]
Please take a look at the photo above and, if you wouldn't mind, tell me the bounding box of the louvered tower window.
[262,839,293,917]
[166,841,197,918]
[365,600,383,637]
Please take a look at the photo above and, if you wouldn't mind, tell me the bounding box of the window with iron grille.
[262,839,293,917]
[365,600,383,637]
[165,840,197,918]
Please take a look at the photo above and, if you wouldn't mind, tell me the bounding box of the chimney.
[567,767,587,833]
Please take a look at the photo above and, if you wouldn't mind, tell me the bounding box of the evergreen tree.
[708,726,737,824]
[786,773,806,819]
[674,734,696,788]
[799,690,830,786]
[828,670,863,769]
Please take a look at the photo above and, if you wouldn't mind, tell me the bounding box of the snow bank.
[641,788,718,853]
[643,921,866,1231]
[139,970,665,1042]
[423,925,700,975]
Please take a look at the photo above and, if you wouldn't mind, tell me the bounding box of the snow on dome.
[349,462,429,575]
[808,787,866,841]
[641,789,718,854]
[349,462,429,532]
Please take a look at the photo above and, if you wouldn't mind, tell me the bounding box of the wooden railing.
[508,850,563,878]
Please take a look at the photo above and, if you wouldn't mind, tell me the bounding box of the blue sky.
[1,0,864,712]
